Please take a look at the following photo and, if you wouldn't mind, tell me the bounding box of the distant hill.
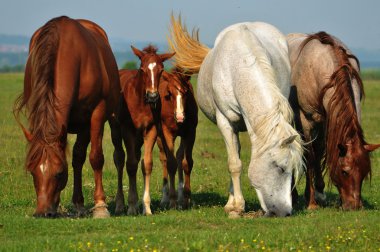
[1,34,379,69]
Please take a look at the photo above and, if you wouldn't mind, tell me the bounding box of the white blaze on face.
[176,93,183,114]
[39,161,48,175]
[148,62,157,89]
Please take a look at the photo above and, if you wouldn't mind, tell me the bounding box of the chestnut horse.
[157,68,198,209]
[287,32,380,210]
[13,16,121,218]
[116,45,174,215]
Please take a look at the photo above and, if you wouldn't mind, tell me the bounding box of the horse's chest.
[131,110,154,129]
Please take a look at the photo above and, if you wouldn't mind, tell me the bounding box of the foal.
[116,45,174,215]
[157,68,198,209]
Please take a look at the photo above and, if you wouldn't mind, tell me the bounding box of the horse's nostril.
[285,212,291,217]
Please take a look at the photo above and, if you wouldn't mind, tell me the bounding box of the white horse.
[168,16,304,217]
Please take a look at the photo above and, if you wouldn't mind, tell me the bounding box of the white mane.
[250,38,304,180]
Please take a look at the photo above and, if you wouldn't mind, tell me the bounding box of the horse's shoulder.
[119,69,138,91]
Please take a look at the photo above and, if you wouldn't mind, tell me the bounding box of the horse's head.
[332,137,380,210]
[23,126,68,217]
[131,45,175,104]
[165,70,190,123]
[249,135,302,217]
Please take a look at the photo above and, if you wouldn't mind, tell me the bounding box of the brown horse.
[157,68,198,209]
[116,45,174,215]
[13,16,121,218]
[287,32,380,210]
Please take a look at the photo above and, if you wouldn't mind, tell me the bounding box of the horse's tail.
[14,17,60,144]
[167,14,210,74]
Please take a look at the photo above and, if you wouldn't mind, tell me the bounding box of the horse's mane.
[14,16,66,171]
[299,31,367,178]
[248,31,304,181]
[143,45,158,54]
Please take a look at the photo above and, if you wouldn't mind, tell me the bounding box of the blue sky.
[1,0,380,50]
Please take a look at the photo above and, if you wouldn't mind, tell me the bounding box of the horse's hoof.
[115,204,125,216]
[169,200,177,210]
[315,191,326,205]
[143,206,152,216]
[228,211,242,219]
[75,206,86,217]
[307,204,319,210]
[224,204,235,213]
[127,206,139,216]
[160,200,169,209]
[92,203,110,219]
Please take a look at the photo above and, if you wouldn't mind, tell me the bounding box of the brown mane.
[299,31,368,178]
[14,17,66,171]
[143,44,158,54]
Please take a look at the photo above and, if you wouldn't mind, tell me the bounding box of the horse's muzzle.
[146,91,159,104]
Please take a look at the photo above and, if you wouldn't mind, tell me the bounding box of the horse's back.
[198,22,290,129]
[26,16,120,131]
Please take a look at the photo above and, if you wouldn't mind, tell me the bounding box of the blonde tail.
[167,14,210,74]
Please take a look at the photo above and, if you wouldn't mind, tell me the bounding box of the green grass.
[1,73,380,251]
[361,68,380,81]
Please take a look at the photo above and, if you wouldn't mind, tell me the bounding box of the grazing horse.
[13,16,121,218]
[287,32,380,210]
[157,68,198,209]
[168,15,304,217]
[116,45,174,215]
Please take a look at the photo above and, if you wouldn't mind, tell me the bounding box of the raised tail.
[167,14,210,74]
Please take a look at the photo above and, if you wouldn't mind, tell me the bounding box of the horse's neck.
[132,71,147,105]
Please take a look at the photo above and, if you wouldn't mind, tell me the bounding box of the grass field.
[0,72,380,251]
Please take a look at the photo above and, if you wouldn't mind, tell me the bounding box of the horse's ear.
[338,144,347,157]
[159,52,176,62]
[364,143,380,152]
[280,135,298,148]
[131,46,144,59]
[21,126,33,142]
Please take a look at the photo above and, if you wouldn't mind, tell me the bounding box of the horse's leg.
[176,139,185,208]
[162,128,177,209]
[72,130,90,216]
[181,130,196,210]
[109,118,126,215]
[157,136,170,208]
[216,110,244,216]
[89,100,109,218]
[313,130,326,205]
[125,128,142,216]
[141,127,158,215]
[300,111,319,210]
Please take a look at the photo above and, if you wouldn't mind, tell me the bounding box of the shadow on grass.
[59,189,375,218]
[291,189,376,215]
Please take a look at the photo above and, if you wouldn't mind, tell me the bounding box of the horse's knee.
[89,150,104,170]
[141,158,153,175]
[228,158,242,174]
[72,144,87,167]
[126,159,138,176]
[113,149,125,168]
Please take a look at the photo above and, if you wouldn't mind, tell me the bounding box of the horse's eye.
[342,170,349,177]
[55,171,64,180]
[278,166,285,174]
